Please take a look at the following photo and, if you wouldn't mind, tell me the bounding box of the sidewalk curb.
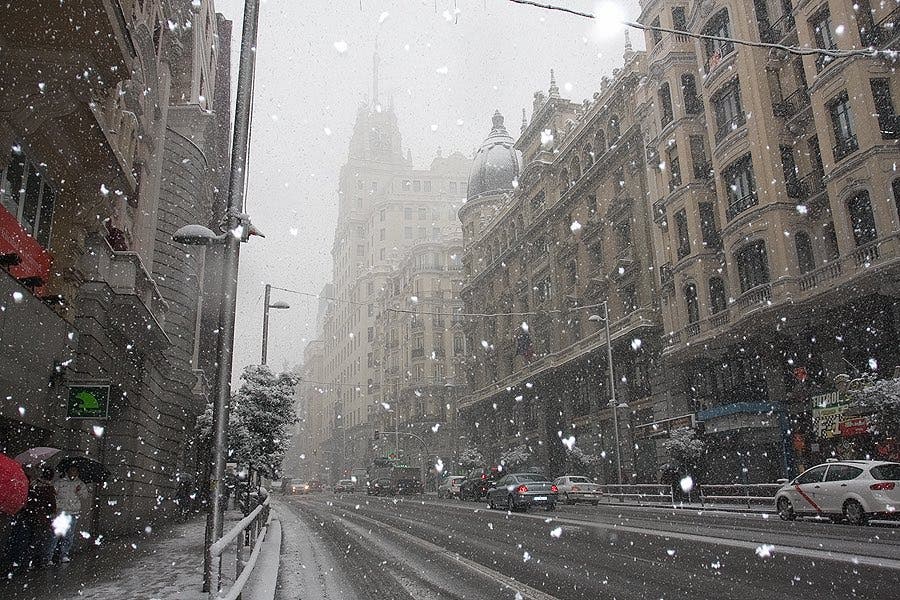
[243,517,282,600]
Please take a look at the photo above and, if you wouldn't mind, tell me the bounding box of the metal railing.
[208,495,271,600]
[594,483,781,509]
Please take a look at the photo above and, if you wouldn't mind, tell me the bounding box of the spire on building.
[373,41,380,108]
[548,69,559,98]
[623,29,634,60]
[521,108,527,134]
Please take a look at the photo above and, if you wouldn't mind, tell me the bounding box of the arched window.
[608,116,621,144]
[595,130,607,154]
[847,190,877,246]
[681,73,702,114]
[684,283,700,323]
[709,277,727,313]
[794,231,815,274]
[659,82,674,126]
[583,143,594,165]
[571,156,582,181]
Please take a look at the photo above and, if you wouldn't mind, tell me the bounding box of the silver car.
[553,475,602,505]
[487,473,558,512]
[775,460,900,525]
[437,475,465,499]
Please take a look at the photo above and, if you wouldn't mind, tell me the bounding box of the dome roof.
[467,110,522,202]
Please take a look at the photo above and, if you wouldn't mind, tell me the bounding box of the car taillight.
[481,474,486,480]
[551,485,559,493]
[870,482,896,491]
[517,485,528,494]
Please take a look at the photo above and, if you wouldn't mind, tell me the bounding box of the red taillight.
[551,484,559,493]
[870,482,896,491]
[481,474,486,480]
[517,484,528,494]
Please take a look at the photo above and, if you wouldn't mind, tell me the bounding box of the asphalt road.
[276,493,900,600]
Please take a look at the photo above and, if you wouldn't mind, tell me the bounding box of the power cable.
[508,0,895,60]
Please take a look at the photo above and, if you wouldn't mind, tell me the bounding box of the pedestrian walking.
[45,465,90,564]
[23,466,56,568]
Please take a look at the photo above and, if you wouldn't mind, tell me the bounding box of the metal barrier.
[698,483,781,509]
[595,484,674,504]
[208,495,271,600]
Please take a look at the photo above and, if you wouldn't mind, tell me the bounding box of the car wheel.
[777,497,795,521]
[565,493,574,505]
[843,499,868,525]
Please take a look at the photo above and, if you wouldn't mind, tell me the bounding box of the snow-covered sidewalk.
[1,513,230,600]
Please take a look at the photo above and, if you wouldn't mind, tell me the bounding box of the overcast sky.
[214,0,642,378]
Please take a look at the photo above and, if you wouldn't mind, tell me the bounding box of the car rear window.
[515,474,545,483]
[569,476,590,483]
[870,464,900,481]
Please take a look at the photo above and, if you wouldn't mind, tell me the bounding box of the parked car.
[334,479,355,493]
[775,460,900,525]
[367,477,395,496]
[437,475,465,499]
[487,473,558,512]
[283,478,307,495]
[553,475,602,505]
[460,466,502,501]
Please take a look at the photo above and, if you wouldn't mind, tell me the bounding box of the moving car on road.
[553,475,602,505]
[487,472,558,512]
[334,479,355,493]
[283,479,307,495]
[367,477,395,496]
[459,466,501,501]
[775,460,900,525]
[437,475,465,499]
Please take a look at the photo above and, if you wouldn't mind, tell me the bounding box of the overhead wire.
[508,0,894,60]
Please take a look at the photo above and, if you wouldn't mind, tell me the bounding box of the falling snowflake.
[755,544,775,558]
[550,527,562,538]
[333,40,348,53]
[523,551,532,562]
[570,220,582,233]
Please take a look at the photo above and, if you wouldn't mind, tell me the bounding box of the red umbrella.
[0,452,28,515]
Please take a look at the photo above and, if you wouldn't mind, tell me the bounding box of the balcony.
[772,87,809,119]
[725,193,759,221]
[685,322,701,338]
[798,261,842,291]
[714,115,746,144]
[850,241,880,267]
[833,135,860,161]
[735,284,772,312]
[878,114,900,140]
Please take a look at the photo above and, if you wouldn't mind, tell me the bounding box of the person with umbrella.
[45,464,91,564]
[6,466,57,570]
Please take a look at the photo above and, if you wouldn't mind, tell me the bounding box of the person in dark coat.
[3,466,56,571]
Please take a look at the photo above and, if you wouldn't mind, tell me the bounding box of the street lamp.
[589,302,624,485]
[261,283,290,365]
[171,0,263,592]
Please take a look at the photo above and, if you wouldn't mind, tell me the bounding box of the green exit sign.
[67,385,110,419]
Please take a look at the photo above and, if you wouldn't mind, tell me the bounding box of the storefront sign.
[838,417,870,437]
[66,384,110,419]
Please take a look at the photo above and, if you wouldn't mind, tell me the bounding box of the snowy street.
[274,493,900,599]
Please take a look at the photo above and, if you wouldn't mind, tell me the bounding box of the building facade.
[457,0,899,484]
[0,0,230,538]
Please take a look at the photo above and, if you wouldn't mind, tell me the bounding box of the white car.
[553,475,602,505]
[438,475,465,499]
[775,460,899,525]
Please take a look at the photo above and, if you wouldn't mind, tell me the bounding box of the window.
[675,210,690,259]
[847,191,877,246]
[380,208,386,222]
[682,74,702,115]
[404,226,413,239]
[735,240,770,293]
[690,135,710,180]
[432,227,440,239]
[871,79,899,139]
[659,83,674,127]
[811,8,836,71]
[709,277,727,313]
[795,231,815,274]
[699,202,720,249]
[667,144,682,191]
[355,244,365,256]
[534,274,552,304]
[371,181,378,191]
[723,154,757,220]
[413,180,421,192]
[417,207,427,220]
[380,248,385,260]
[453,334,465,355]
[379,228,385,241]
[672,6,687,31]
[621,284,637,314]
[828,92,858,160]
[713,79,745,141]
[684,283,700,323]
[614,220,632,253]
[424,180,432,192]
[449,181,458,194]
[894,178,900,220]
[781,145,801,198]
[795,465,827,485]
[650,17,662,45]
[586,194,597,216]
[0,147,56,248]
[702,9,734,71]
[608,115,621,145]
[417,226,426,239]
[367,327,374,342]
[823,222,839,261]
[404,207,412,219]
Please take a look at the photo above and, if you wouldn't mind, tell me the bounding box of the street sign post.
[66,384,110,419]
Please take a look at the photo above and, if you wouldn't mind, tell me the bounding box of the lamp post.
[589,302,624,485]
[171,0,262,592]
[261,283,290,365]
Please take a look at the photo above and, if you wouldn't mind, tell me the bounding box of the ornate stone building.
[0,0,230,535]
[638,0,900,481]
